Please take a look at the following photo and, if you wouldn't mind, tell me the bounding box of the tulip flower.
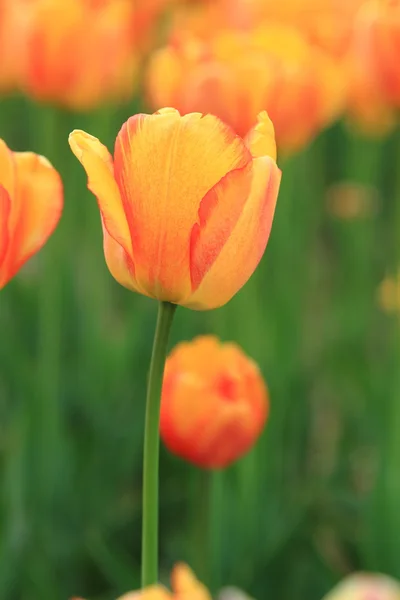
[74,563,211,600]
[0,138,63,289]
[352,0,400,107]
[322,573,400,600]
[160,336,269,468]
[345,50,396,136]
[147,25,344,153]
[68,107,281,309]
[0,0,23,93]
[18,0,138,110]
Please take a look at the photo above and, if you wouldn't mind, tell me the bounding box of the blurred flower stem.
[142,301,176,587]
[34,105,64,509]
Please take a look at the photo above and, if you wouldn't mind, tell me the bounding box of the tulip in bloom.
[18,0,138,110]
[160,336,269,468]
[147,25,344,153]
[0,139,63,289]
[74,563,211,600]
[322,573,400,600]
[68,107,280,309]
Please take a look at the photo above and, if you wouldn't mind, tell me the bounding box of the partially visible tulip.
[147,25,345,153]
[353,0,400,107]
[0,139,63,289]
[0,0,28,93]
[160,336,269,468]
[218,588,255,600]
[74,563,211,600]
[345,47,396,136]
[18,0,138,110]
[322,573,400,600]
[68,107,280,309]
[169,0,364,58]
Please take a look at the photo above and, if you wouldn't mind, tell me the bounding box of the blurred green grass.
[0,94,399,600]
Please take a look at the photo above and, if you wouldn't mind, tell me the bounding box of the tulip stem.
[142,301,176,587]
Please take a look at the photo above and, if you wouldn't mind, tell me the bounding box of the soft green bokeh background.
[0,94,399,600]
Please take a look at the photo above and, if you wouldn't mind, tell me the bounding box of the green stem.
[141,301,176,587]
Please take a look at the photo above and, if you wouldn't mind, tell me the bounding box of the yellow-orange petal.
[185,156,281,309]
[172,563,212,600]
[245,110,277,161]
[189,161,253,291]
[102,223,145,295]
[0,153,62,287]
[0,185,11,271]
[68,130,133,259]
[0,139,15,199]
[113,108,251,302]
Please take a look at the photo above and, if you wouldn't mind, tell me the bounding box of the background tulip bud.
[160,336,269,468]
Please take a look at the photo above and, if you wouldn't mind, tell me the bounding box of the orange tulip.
[68,107,280,309]
[160,336,268,468]
[74,563,211,600]
[352,0,400,107]
[0,139,63,289]
[147,25,345,153]
[345,44,396,136]
[169,0,364,58]
[0,0,29,93]
[17,0,138,110]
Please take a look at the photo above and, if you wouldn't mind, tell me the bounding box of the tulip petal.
[68,130,133,259]
[189,162,252,292]
[0,139,16,199]
[102,223,146,295]
[114,108,251,301]
[0,153,62,286]
[245,111,277,160]
[172,563,212,600]
[185,157,281,309]
[0,185,11,276]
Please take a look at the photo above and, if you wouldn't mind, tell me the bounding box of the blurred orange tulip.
[353,0,400,107]
[0,0,29,93]
[17,0,138,110]
[0,139,63,289]
[69,107,280,309]
[74,563,211,600]
[160,336,268,468]
[170,0,365,57]
[345,45,396,136]
[147,24,345,153]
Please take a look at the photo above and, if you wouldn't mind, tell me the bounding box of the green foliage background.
[0,94,399,600]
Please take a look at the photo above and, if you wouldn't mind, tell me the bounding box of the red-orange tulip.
[0,0,28,93]
[160,336,269,468]
[0,139,63,289]
[353,0,400,107]
[68,107,280,309]
[18,0,137,110]
[147,25,344,153]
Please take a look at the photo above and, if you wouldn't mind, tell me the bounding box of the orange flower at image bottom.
[0,139,63,289]
[74,563,211,600]
[160,336,269,468]
[69,107,281,309]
